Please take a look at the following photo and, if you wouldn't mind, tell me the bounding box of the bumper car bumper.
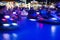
[38,18,60,24]
[0,23,18,30]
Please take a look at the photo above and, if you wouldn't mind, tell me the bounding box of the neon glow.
[36,12,40,14]
[4,15,10,19]
[51,18,57,20]
[12,33,18,37]
[3,24,10,27]
[10,18,14,21]
[29,19,36,21]
[2,18,6,22]
[12,23,18,26]
[51,26,56,33]
[49,5,55,8]
[13,12,16,14]
[3,33,10,40]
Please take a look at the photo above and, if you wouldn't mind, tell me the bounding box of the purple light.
[3,33,10,40]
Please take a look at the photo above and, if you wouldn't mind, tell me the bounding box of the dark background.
[0,0,60,3]
[26,0,60,3]
[0,0,60,2]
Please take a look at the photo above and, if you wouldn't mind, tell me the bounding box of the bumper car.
[37,6,60,24]
[0,15,18,30]
[28,13,37,19]
[55,2,60,9]
[38,12,60,24]
[38,17,60,24]
[27,9,38,19]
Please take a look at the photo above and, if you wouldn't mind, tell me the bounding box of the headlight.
[4,15,10,19]
[3,24,10,27]
[51,18,57,20]
[49,5,55,9]
[12,23,18,26]
[36,12,40,14]
[29,19,36,21]
[13,12,16,14]
[39,4,42,7]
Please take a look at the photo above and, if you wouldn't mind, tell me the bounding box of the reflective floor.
[0,17,60,40]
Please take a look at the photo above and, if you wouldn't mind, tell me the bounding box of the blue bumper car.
[38,7,60,24]
[0,15,18,30]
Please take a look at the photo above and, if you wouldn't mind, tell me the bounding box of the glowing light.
[12,33,18,37]
[29,19,36,21]
[3,24,10,27]
[12,23,18,26]
[44,5,48,8]
[3,33,10,40]
[4,15,10,19]
[58,6,60,8]
[51,26,56,33]
[51,25,56,36]
[16,3,19,7]
[2,18,6,22]
[13,12,16,14]
[39,4,42,7]
[10,18,14,20]
[36,12,40,14]
[49,5,55,8]
[51,18,57,20]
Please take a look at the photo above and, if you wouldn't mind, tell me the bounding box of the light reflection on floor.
[0,17,60,40]
[2,33,18,40]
